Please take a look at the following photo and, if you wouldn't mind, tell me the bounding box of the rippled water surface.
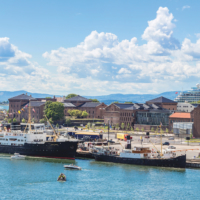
[0,155,199,200]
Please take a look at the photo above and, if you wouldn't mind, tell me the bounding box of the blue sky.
[0,0,200,95]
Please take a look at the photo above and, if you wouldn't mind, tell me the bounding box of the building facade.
[169,112,193,131]
[177,102,197,112]
[146,96,177,111]
[8,94,107,122]
[104,101,173,130]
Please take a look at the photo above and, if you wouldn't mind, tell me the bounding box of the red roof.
[169,112,191,119]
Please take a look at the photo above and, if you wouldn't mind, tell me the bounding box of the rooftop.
[65,95,91,102]
[26,101,45,107]
[80,102,102,108]
[146,96,176,104]
[63,103,76,107]
[9,94,36,100]
[169,112,191,119]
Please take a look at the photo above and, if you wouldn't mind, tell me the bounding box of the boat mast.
[160,123,162,156]
[28,100,32,132]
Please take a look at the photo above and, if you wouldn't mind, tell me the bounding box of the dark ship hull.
[94,154,186,168]
[0,141,78,159]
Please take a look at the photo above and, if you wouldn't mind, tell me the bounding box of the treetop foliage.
[44,101,64,122]
[66,94,77,99]
[89,99,99,102]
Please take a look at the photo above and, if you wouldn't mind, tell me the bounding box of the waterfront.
[0,155,200,200]
[0,105,8,110]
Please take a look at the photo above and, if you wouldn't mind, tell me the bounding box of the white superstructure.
[175,84,200,103]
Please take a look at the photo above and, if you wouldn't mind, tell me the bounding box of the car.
[163,142,170,145]
[107,140,115,143]
[168,137,174,140]
[74,126,78,130]
[168,146,176,149]
[145,136,149,138]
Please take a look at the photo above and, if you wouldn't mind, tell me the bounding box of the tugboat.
[92,135,186,168]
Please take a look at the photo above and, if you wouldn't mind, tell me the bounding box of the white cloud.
[182,5,190,10]
[1,6,200,96]
[118,68,131,74]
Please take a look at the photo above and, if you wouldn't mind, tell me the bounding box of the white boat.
[11,153,26,159]
[64,164,81,170]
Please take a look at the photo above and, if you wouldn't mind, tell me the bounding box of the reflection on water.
[0,154,198,200]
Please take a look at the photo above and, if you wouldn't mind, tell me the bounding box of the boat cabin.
[120,146,151,159]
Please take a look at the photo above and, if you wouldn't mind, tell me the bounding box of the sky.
[0,0,200,96]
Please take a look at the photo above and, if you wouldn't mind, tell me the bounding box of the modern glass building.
[174,84,200,103]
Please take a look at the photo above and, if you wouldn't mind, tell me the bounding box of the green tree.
[156,126,158,134]
[66,94,77,99]
[65,118,71,126]
[160,129,163,134]
[56,123,59,128]
[131,127,134,132]
[113,101,119,104]
[8,119,12,123]
[116,123,119,130]
[165,128,169,133]
[21,118,26,123]
[151,127,154,132]
[127,123,130,130]
[44,101,64,121]
[125,102,133,104]
[4,118,8,122]
[32,118,35,123]
[46,97,52,99]
[49,118,53,124]
[82,110,89,118]
[87,122,91,129]
[141,127,144,132]
[13,118,17,123]
[40,118,46,123]
[89,99,99,102]
[136,127,139,131]
[190,133,193,139]
[121,123,125,130]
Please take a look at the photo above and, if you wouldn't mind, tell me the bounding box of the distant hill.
[0,90,57,102]
[0,90,180,104]
[85,91,181,104]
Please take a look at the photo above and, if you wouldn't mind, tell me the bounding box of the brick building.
[9,94,107,122]
[104,102,172,130]
[146,96,177,111]
[64,95,107,119]
[169,112,193,131]
[192,105,200,138]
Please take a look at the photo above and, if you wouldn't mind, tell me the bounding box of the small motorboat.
[11,153,26,160]
[64,164,81,170]
[57,173,66,182]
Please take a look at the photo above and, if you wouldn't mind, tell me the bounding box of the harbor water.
[0,155,199,200]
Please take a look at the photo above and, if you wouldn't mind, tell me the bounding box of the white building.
[177,103,197,112]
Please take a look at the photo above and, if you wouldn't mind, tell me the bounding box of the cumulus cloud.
[182,5,190,10]
[2,6,200,96]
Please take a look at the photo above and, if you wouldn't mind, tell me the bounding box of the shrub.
[13,118,17,123]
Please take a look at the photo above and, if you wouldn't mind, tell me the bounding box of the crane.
[44,114,58,142]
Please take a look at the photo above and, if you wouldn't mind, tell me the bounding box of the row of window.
[120,117,132,122]
[120,112,132,117]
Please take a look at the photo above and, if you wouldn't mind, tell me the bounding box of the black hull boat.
[94,154,186,168]
[0,141,78,159]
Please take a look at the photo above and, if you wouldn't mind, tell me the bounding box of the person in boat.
[58,173,66,181]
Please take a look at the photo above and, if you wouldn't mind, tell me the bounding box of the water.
[0,155,199,200]
[0,105,8,110]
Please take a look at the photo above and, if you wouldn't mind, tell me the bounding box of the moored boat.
[11,153,26,159]
[92,146,186,168]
